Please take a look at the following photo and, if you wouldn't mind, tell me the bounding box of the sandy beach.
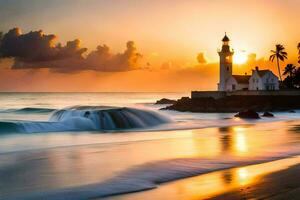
[211,162,300,200]
[107,156,300,200]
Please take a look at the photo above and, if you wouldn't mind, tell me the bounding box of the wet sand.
[211,162,300,200]
[107,156,300,200]
[1,120,300,199]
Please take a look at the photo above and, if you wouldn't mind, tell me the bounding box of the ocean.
[1,92,300,199]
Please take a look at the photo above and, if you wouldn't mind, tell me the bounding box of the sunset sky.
[0,0,299,92]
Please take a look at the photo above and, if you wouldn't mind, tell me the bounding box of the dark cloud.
[197,52,207,64]
[0,28,87,62]
[0,28,142,72]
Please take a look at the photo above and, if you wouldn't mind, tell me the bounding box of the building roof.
[232,75,251,84]
[257,70,270,77]
[222,33,230,42]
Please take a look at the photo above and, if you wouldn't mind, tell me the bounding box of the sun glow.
[233,51,248,64]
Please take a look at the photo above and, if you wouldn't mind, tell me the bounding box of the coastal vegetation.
[283,64,300,89]
[269,44,288,81]
[282,43,300,89]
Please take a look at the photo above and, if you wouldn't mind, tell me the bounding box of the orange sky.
[0,0,299,92]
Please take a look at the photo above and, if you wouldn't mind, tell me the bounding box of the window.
[225,56,230,62]
[232,84,236,90]
[227,67,229,71]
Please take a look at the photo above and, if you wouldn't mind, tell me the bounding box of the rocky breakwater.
[162,95,300,112]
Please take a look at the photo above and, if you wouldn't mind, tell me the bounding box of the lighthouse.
[218,33,234,91]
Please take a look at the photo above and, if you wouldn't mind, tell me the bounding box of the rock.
[262,111,274,117]
[234,109,260,119]
[164,95,300,113]
[155,98,176,105]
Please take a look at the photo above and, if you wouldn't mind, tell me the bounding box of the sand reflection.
[111,156,300,200]
[218,126,250,156]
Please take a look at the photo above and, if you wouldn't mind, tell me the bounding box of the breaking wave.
[0,106,171,133]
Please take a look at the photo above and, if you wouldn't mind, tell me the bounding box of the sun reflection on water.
[233,127,248,154]
[235,133,248,152]
[236,168,250,186]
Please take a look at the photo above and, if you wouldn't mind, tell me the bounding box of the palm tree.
[269,44,288,81]
[283,64,296,77]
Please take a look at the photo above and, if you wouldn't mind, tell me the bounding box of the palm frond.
[278,54,284,61]
[282,54,288,59]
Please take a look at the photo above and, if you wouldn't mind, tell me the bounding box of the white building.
[249,67,279,90]
[226,75,251,91]
[217,33,279,91]
[218,33,233,91]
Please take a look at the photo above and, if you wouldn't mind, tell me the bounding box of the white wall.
[249,70,279,90]
[225,76,248,91]
[218,51,233,91]
[249,71,263,90]
[261,72,279,90]
[225,76,237,91]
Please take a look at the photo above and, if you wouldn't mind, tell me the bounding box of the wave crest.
[0,107,56,114]
[0,106,171,133]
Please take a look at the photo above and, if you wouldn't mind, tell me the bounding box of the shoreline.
[210,162,300,200]
[106,156,300,200]
[1,119,300,199]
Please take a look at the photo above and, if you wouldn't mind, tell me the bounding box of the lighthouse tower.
[218,33,234,91]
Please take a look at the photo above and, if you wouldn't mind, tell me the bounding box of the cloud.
[0,63,220,92]
[0,28,142,72]
[196,52,207,64]
[0,28,87,62]
[247,53,257,64]
[86,41,142,72]
[161,61,177,70]
[246,53,270,68]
